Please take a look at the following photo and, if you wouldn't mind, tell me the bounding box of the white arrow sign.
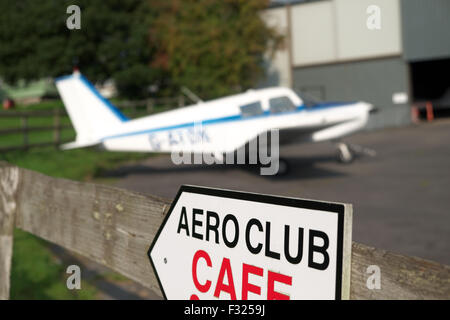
[148,185,352,300]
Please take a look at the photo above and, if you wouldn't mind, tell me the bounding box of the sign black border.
[147,185,345,300]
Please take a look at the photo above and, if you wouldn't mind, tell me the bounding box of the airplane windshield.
[269,96,297,114]
[240,101,263,117]
[295,91,323,107]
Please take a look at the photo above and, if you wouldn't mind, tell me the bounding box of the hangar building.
[260,0,450,129]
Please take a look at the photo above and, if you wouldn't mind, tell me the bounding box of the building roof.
[269,0,313,9]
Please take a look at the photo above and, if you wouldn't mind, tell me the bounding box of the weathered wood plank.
[0,163,20,300]
[14,166,170,297]
[4,164,450,300]
[350,242,450,299]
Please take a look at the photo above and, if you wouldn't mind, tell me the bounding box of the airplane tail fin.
[55,70,128,149]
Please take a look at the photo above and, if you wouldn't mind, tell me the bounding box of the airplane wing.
[198,117,357,157]
[276,121,351,144]
[60,140,101,150]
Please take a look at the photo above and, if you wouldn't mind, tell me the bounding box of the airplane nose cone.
[367,103,378,114]
[360,102,377,114]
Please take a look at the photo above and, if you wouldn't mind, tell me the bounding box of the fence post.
[146,99,154,113]
[0,163,20,300]
[21,116,28,150]
[178,95,185,108]
[54,108,61,147]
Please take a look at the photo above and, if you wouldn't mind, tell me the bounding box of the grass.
[10,229,98,300]
[1,99,150,299]
[1,147,147,181]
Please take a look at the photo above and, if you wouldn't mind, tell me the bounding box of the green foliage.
[114,64,159,99]
[0,0,280,100]
[0,0,156,98]
[150,0,281,100]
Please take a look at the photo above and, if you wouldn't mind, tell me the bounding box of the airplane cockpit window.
[240,101,263,117]
[269,96,297,114]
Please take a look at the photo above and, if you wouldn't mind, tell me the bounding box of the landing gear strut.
[336,142,376,164]
[336,143,354,164]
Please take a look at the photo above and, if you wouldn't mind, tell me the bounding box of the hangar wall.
[259,7,291,88]
[334,0,402,61]
[401,0,450,62]
[293,57,411,129]
[290,1,336,66]
[290,0,402,67]
[261,0,412,130]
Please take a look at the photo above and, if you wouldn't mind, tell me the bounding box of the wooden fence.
[115,96,186,114]
[0,162,449,300]
[0,97,184,152]
[0,109,73,152]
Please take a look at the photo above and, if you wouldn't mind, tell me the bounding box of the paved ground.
[111,120,450,265]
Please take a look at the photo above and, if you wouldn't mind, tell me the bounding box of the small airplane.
[55,70,376,174]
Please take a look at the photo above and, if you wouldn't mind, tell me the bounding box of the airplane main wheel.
[277,158,290,176]
[336,143,354,164]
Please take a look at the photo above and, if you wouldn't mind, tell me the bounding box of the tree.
[149,0,281,100]
[0,0,280,100]
[0,0,157,98]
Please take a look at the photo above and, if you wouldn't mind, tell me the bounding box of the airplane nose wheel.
[336,142,376,163]
[336,143,354,164]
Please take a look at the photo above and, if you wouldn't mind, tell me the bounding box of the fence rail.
[0,97,184,152]
[0,162,449,300]
[0,108,72,152]
[115,96,187,113]
[0,125,73,135]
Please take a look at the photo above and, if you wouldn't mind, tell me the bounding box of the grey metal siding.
[401,0,450,62]
[293,57,411,129]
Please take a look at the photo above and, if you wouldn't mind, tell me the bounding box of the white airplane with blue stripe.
[55,70,375,174]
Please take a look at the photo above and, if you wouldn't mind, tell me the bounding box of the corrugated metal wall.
[290,0,402,67]
[401,0,450,62]
[334,0,402,61]
[293,57,411,129]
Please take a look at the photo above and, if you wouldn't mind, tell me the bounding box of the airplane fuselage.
[100,88,371,154]
[55,73,373,162]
